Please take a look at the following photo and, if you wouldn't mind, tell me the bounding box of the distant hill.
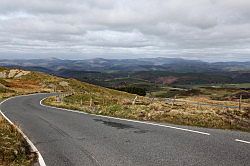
[1,58,249,72]
[0,58,249,88]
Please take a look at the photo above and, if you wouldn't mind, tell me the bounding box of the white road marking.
[235,139,250,144]
[40,97,211,136]
[0,94,47,166]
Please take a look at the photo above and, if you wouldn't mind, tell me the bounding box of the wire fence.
[165,98,245,110]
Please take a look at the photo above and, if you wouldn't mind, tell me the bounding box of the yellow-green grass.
[0,116,37,166]
[220,83,250,89]
[44,92,250,132]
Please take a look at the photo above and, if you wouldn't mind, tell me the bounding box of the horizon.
[0,56,250,63]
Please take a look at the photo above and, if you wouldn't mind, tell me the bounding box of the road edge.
[0,94,47,166]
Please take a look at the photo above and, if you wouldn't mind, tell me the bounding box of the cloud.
[0,0,250,61]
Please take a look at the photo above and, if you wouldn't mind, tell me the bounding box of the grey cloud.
[0,0,250,61]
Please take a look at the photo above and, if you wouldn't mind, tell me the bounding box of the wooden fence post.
[89,98,93,107]
[132,96,138,105]
[172,95,176,107]
[239,94,242,111]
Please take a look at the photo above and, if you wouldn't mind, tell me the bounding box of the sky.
[0,0,250,62]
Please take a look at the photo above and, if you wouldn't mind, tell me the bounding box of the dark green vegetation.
[0,116,37,166]
[52,70,250,93]
[151,88,202,98]
[115,86,147,96]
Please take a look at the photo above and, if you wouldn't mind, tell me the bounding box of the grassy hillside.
[0,67,249,145]
[34,68,249,132]
[0,67,68,99]
[0,67,135,99]
[1,67,245,132]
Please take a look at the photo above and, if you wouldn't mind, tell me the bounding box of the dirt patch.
[156,76,178,84]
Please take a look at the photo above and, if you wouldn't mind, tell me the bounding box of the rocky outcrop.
[0,72,7,78]
[0,69,30,79]
[59,81,69,87]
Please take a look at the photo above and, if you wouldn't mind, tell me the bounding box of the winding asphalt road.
[1,93,249,166]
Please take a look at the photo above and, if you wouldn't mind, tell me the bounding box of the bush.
[116,86,147,96]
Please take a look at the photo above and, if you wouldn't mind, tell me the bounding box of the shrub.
[116,86,147,96]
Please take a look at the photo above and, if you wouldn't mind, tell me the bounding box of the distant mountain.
[0,58,249,72]
[211,61,250,72]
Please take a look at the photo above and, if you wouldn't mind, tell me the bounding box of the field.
[149,83,250,103]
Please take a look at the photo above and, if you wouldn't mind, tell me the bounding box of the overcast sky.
[0,0,250,61]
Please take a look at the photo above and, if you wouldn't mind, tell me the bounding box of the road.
[1,93,249,166]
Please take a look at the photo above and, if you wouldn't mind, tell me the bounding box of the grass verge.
[0,115,37,166]
[43,93,250,132]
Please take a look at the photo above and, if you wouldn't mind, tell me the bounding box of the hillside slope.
[0,67,136,101]
[1,67,249,133]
